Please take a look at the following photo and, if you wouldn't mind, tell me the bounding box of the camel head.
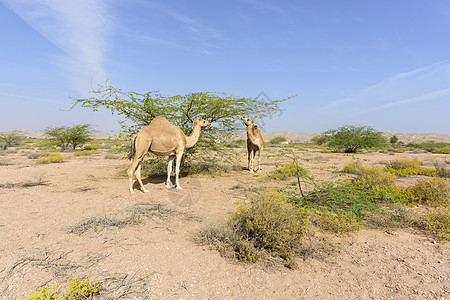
[193,118,211,129]
[241,116,254,127]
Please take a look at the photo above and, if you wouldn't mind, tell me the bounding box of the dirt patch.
[0,146,449,299]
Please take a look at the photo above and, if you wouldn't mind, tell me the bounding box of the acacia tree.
[321,125,388,153]
[44,124,96,150]
[0,130,23,149]
[71,83,292,170]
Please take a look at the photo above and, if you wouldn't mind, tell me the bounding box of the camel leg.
[128,156,148,193]
[174,150,184,189]
[127,136,151,194]
[249,150,255,173]
[256,148,262,173]
[135,163,149,193]
[166,155,175,188]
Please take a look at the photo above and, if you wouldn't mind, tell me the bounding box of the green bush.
[270,136,287,145]
[267,162,309,180]
[230,190,310,262]
[322,125,388,153]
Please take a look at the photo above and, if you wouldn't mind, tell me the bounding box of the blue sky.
[0,0,449,133]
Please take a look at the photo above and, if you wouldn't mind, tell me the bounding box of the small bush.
[27,153,41,159]
[435,147,450,154]
[73,149,99,156]
[400,177,449,207]
[310,209,361,234]
[267,162,309,180]
[230,190,310,262]
[35,153,66,164]
[414,208,450,240]
[385,159,438,177]
[270,136,287,145]
[25,275,100,300]
[65,275,100,299]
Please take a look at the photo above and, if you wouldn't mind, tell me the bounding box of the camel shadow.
[132,175,166,192]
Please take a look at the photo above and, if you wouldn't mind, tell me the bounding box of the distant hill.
[6,129,450,143]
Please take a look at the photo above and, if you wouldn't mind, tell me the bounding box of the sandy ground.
[0,145,449,299]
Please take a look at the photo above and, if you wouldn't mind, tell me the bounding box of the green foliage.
[230,190,310,262]
[71,83,292,169]
[322,125,388,153]
[73,149,99,156]
[269,136,287,145]
[267,162,310,180]
[25,275,100,300]
[406,140,450,152]
[389,135,399,144]
[297,183,379,222]
[44,124,96,151]
[35,152,66,164]
[310,134,329,145]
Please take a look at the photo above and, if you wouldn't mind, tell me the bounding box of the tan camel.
[241,117,264,173]
[127,116,211,193]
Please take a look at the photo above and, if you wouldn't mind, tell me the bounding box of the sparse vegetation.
[25,275,100,300]
[35,152,66,164]
[0,130,23,149]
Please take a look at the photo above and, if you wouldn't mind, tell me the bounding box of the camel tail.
[128,134,137,160]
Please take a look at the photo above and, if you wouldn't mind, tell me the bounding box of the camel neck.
[186,125,202,148]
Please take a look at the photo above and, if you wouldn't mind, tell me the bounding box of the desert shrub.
[310,134,329,146]
[400,177,449,207]
[270,136,287,145]
[297,183,379,222]
[25,275,100,300]
[230,190,310,262]
[35,152,66,164]
[406,140,450,152]
[310,209,361,234]
[434,147,450,154]
[267,162,309,180]
[414,208,450,240]
[27,153,41,159]
[341,161,367,175]
[73,149,99,156]
[385,159,438,177]
[64,275,100,299]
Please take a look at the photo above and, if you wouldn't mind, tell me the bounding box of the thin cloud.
[1,0,112,95]
[352,88,450,115]
[321,60,450,111]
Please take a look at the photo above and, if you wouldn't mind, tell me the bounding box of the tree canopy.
[321,125,388,153]
[71,83,293,171]
[71,83,292,134]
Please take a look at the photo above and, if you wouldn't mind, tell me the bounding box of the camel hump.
[150,116,170,124]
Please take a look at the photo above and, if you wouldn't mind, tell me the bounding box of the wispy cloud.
[1,0,112,95]
[321,60,450,112]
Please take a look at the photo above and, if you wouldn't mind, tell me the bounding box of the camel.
[241,117,264,173]
[127,116,211,193]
